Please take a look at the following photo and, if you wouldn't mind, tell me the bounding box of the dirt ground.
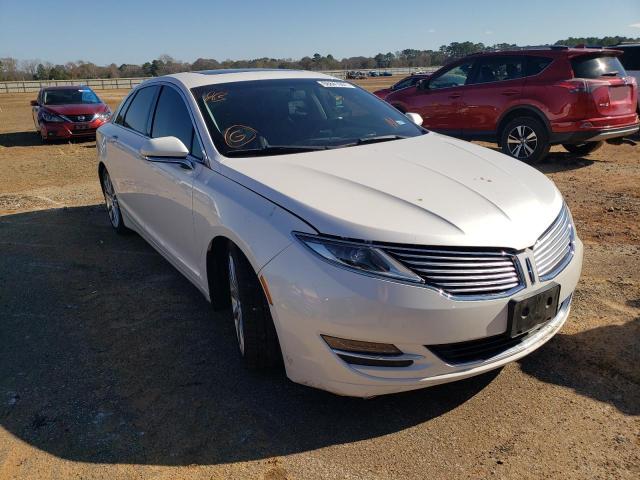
[0,78,638,480]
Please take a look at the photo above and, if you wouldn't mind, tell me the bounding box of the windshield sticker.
[224,125,257,148]
[317,81,355,89]
[204,91,228,103]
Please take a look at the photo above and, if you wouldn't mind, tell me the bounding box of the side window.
[526,57,553,77]
[151,86,200,159]
[429,62,474,89]
[393,78,413,90]
[190,131,204,160]
[114,93,135,125]
[474,56,524,84]
[123,86,158,135]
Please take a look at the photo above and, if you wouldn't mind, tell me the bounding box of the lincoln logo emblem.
[78,116,85,121]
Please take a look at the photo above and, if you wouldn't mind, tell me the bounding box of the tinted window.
[430,62,474,89]
[151,86,194,151]
[191,132,204,160]
[571,55,626,78]
[618,47,640,71]
[123,86,158,135]
[526,56,553,76]
[192,78,425,157]
[473,56,524,84]
[114,93,135,125]
[393,77,418,90]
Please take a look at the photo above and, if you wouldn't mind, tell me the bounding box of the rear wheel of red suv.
[562,141,604,156]
[500,117,550,164]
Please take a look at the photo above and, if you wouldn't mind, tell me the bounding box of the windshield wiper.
[224,145,330,157]
[337,135,410,148]
[601,71,619,77]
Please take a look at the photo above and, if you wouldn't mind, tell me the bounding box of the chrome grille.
[533,204,574,280]
[381,245,523,297]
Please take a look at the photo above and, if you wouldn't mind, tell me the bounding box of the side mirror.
[30,100,38,106]
[405,112,423,126]
[140,136,193,169]
[417,79,429,91]
[140,136,189,158]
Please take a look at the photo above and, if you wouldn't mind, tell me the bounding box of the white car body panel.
[222,133,563,250]
[97,70,583,397]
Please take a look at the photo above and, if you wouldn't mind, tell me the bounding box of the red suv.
[31,86,111,142]
[384,47,639,162]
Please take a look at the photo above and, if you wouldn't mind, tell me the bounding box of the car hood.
[42,104,108,115]
[221,134,564,250]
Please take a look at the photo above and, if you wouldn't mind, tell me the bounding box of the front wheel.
[562,141,604,156]
[500,117,550,164]
[228,245,282,369]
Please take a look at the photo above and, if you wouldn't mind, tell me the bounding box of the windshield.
[42,88,101,105]
[192,78,426,157]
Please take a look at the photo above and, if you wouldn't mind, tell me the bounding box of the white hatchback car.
[97,69,582,397]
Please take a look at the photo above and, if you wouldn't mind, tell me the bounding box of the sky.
[1,0,639,65]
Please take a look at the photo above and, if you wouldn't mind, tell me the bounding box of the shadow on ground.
[0,131,94,147]
[519,317,639,416]
[0,205,498,466]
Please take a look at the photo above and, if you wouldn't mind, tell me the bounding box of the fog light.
[321,335,401,355]
[579,121,593,129]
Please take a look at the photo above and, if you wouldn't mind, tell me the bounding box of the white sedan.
[96,69,582,397]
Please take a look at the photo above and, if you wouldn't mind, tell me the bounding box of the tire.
[228,244,282,369]
[99,167,129,234]
[562,141,604,156]
[500,116,550,164]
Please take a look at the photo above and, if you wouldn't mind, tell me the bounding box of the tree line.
[1,36,638,82]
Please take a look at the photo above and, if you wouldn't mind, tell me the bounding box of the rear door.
[460,55,525,136]
[104,85,160,231]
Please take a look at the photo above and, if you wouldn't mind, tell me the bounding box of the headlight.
[294,233,424,284]
[95,111,111,121]
[40,110,64,123]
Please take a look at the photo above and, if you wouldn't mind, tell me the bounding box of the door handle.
[501,90,519,96]
[449,93,462,99]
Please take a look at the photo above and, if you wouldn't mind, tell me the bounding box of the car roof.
[468,47,623,58]
[40,85,95,91]
[155,69,337,90]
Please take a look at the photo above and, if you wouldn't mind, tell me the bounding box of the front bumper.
[261,236,583,397]
[40,120,104,139]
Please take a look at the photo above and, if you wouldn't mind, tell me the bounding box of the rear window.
[571,55,627,79]
[617,47,640,71]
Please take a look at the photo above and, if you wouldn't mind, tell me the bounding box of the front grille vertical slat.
[381,245,523,298]
[533,204,574,281]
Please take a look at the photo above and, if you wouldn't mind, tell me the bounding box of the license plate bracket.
[508,284,560,338]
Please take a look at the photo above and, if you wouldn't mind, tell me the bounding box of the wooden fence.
[0,67,439,93]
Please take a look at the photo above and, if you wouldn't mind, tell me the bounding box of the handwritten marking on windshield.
[224,125,258,148]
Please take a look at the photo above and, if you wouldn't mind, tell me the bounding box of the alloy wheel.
[228,254,245,355]
[102,171,120,227]
[506,125,538,159]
